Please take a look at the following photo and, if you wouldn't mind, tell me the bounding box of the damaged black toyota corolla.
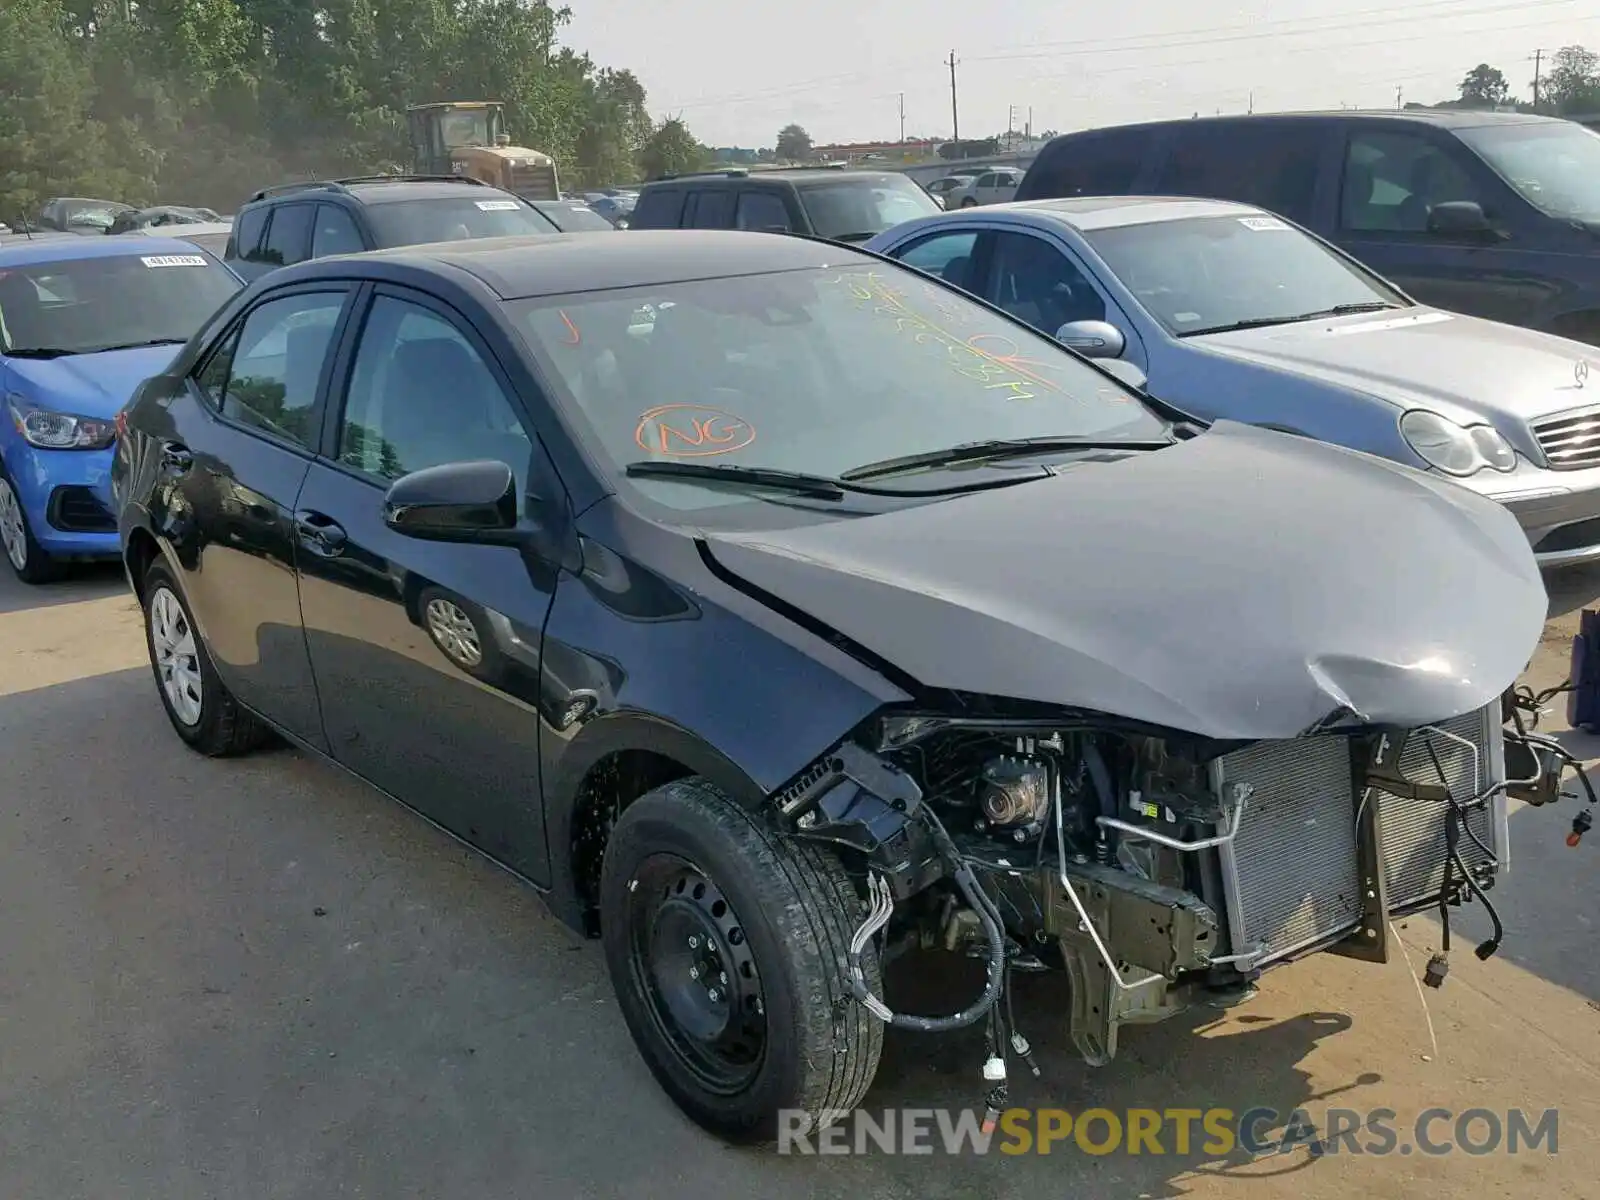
[111,231,1587,1144]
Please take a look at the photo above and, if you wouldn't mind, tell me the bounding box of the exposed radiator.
[1212,704,1505,969]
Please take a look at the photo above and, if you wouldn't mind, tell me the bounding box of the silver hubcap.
[0,479,27,571]
[425,597,482,667]
[149,587,204,726]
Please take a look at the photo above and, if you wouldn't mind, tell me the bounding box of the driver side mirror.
[1427,201,1495,239]
[384,460,521,544]
[1055,319,1126,359]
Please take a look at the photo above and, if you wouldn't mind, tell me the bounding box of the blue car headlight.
[6,394,116,451]
[1399,409,1516,476]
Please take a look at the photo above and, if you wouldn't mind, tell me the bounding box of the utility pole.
[898,93,906,143]
[1530,48,1546,110]
[1247,90,1254,114]
[1395,84,1403,109]
[947,50,960,144]
[1006,104,1017,150]
[1027,105,1033,139]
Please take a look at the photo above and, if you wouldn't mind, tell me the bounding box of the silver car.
[866,196,1600,567]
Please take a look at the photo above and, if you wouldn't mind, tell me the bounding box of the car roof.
[1043,109,1564,141]
[0,233,222,267]
[247,178,520,207]
[285,229,869,299]
[129,221,235,237]
[647,169,910,188]
[980,195,1265,231]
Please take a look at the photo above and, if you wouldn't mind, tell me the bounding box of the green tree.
[775,123,812,162]
[639,118,705,179]
[1542,45,1600,114]
[1458,63,1510,108]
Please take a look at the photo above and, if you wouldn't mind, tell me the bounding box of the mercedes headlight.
[1399,409,1516,476]
[7,395,116,450]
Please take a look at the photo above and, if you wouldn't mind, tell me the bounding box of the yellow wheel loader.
[406,102,562,200]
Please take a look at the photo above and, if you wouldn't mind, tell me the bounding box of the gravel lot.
[3,561,1597,1199]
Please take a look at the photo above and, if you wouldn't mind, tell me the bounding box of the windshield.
[506,264,1167,512]
[535,202,616,232]
[798,176,943,240]
[365,196,558,246]
[0,251,241,355]
[1457,121,1600,223]
[1084,214,1407,336]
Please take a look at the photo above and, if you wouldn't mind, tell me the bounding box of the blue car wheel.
[0,469,63,584]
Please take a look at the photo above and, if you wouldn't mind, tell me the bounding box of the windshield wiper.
[1183,301,1403,337]
[626,461,848,499]
[841,436,1175,481]
[85,337,188,354]
[3,346,79,359]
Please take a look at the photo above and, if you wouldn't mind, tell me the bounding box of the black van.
[1015,111,1600,344]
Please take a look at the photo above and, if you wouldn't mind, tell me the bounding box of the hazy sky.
[563,0,1597,147]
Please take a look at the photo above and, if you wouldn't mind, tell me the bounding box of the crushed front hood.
[702,422,1547,740]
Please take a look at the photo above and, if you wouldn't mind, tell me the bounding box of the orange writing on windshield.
[634,404,756,457]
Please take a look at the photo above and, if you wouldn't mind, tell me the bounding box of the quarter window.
[1340,131,1481,233]
[337,296,531,490]
[195,291,347,449]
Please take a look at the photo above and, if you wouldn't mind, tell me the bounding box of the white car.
[949,167,1023,208]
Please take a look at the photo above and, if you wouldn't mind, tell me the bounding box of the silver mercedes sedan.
[865,196,1600,568]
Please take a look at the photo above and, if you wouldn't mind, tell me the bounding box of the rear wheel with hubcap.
[0,472,63,584]
[600,778,883,1144]
[141,560,272,756]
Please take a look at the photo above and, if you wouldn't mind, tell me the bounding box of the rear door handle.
[294,510,347,556]
[160,441,193,473]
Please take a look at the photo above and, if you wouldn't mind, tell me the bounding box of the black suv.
[224,174,560,282]
[1015,111,1600,343]
[629,166,941,242]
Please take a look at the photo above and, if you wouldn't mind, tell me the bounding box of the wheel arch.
[545,711,769,937]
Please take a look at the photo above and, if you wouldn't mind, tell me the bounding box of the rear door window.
[735,190,793,231]
[687,189,734,228]
[630,187,685,228]
[1154,122,1323,223]
[260,204,314,268]
[311,204,366,257]
[1021,130,1157,198]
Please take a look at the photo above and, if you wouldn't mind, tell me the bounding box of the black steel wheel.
[600,777,882,1144]
[626,856,767,1094]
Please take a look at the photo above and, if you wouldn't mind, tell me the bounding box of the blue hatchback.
[0,235,241,582]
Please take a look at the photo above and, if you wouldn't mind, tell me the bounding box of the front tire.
[599,778,883,1144]
[141,561,272,756]
[0,470,63,584]
[960,197,979,208]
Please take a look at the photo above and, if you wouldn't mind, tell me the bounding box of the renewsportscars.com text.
[778,1106,1560,1157]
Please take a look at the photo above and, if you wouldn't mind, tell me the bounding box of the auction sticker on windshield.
[475,200,521,211]
[1238,216,1289,231]
[140,255,208,267]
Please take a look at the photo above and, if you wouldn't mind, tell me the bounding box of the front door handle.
[294,510,347,556]
[160,441,193,473]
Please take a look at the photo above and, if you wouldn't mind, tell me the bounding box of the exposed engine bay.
[777,688,1594,1122]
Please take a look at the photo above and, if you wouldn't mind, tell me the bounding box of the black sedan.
[112,231,1555,1144]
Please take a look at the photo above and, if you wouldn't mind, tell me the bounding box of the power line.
[967,0,1578,65]
[661,4,1579,115]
